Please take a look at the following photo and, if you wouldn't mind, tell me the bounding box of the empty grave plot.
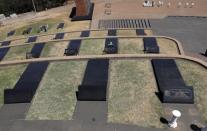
[26,61,87,120]
[77,59,109,101]
[176,59,207,122]
[108,59,163,128]
[143,37,159,53]
[79,39,105,55]
[0,64,27,107]
[54,33,65,40]
[151,59,194,103]
[117,29,136,36]
[26,36,38,43]
[118,38,143,54]
[4,62,49,103]
[26,43,45,59]
[0,47,10,61]
[3,45,33,61]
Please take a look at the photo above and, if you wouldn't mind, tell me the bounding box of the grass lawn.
[156,38,179,55]
[0,64,27,107]
[108,59,164,128]
[90,31,108,37]
[176,59,207,122]
[41,42,68,58]
[26,60,87,120]
[3,45,33,61]
[118,38,144,54]
[79,39,105,55]
[117,30,136,36]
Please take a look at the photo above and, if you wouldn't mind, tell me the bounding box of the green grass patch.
[0,64,27,107]
[108,59,164,128]
[176,59,207,122]
[26,61,87,120]
[3,45,33,61]
[79,39,105,55]
[118,38,144,54]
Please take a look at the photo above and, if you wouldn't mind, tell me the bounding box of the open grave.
[80,30,90,37]
[76,59,109,101]
[1,41,11,46]
[54,32,65,40]
[26,43,45,59]
[151,59,194,103]
[143,37,159,53]
[136,29,146,35]
[26,36,38,43]
[4,62,49,104]
[0,47,10,61]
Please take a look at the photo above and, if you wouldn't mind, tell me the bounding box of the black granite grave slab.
[80,30,90,37]
[26,43,45,59]
[26,36,37,43]
[108,29,117,36]
[136,29,146,35]
[4,62,49,104]
[104,38,118,54]
[151,59,194,104]
[76,59,109,101]
[65,40,82,56]
[143,37,159,53]
[1,41,11,46]
[57,23,65,29]
[22,27,32,35]
[54,33,65,40]
[7,30,15,37]
[71,3,94,21]
[204,49,207,57]
[0,47,10,61]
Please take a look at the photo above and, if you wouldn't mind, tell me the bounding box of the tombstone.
[57,23,65,29]
[204,49,207,57]
[22,27,32,35]
[70,0,94,21]
[38,25,48,33]
[7,30,15,37]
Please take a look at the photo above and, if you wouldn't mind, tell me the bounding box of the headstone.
[70,0,94,21]
[204,49,207,57]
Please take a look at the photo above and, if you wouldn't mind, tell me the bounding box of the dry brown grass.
[118,38,144,54]
[117,30,136,36]
[108,59,164,128]
[90,30,108,37]
[176,59,207,122]
[156,38,179,55]
[145,29,153,35]
[79,39,105,55]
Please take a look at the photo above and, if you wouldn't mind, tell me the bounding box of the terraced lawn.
[176,59,207,122]
[108,59,164,128]
[26,61,87,120]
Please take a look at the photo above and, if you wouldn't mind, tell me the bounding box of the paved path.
[151,17,207,57]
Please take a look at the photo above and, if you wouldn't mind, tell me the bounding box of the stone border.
[0,36,184,55]
[0,54,206,69]
[0,28,152,43]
